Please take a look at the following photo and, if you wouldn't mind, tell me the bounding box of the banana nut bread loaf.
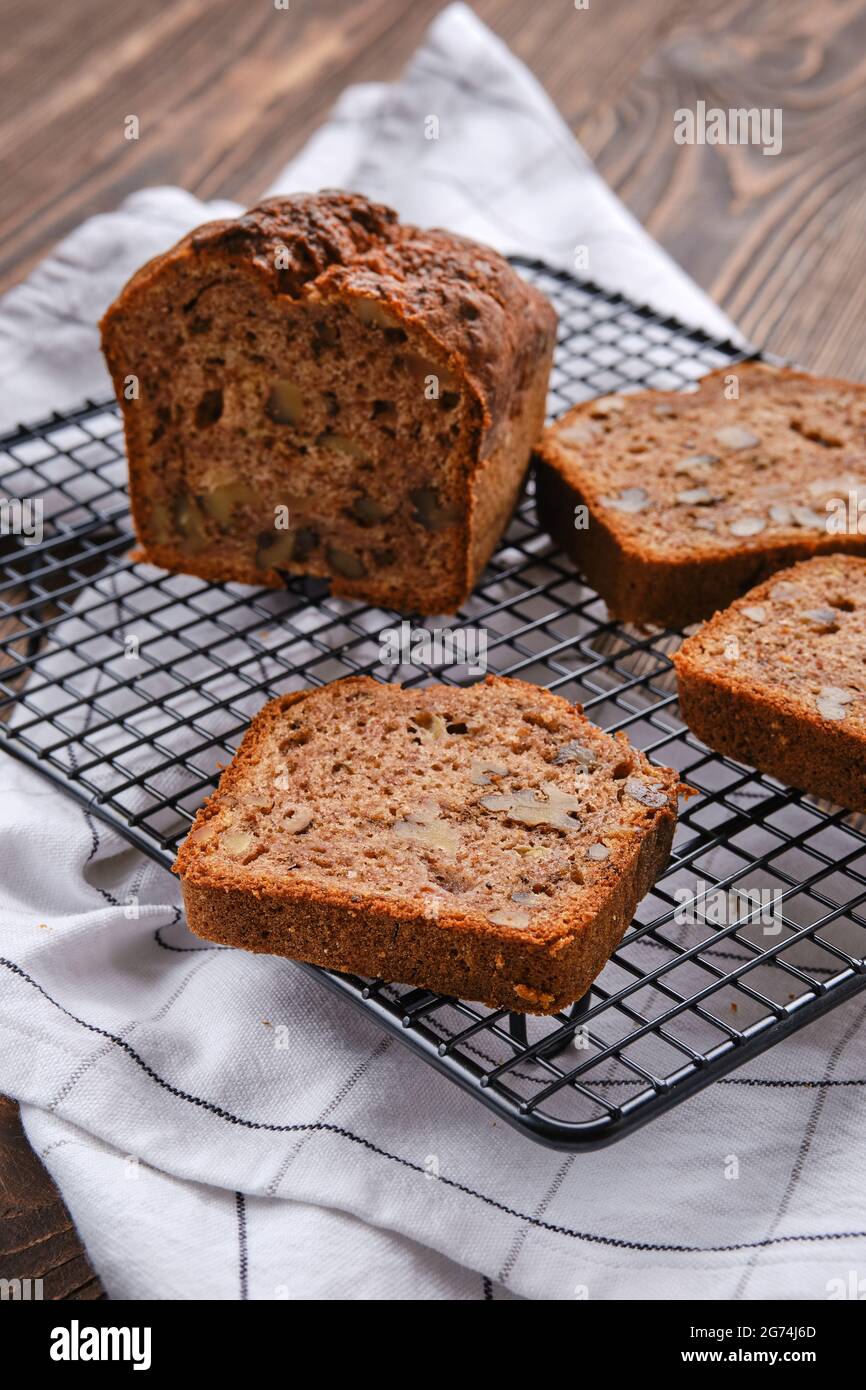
[100,191,557,614]
[534,362,866,628]
[174,676,682,1014]
[674,555,866,812]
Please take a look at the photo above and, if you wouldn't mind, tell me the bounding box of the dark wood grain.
[2,0,866,373]
[0,1096,102,1299]
[2,0,865,1301]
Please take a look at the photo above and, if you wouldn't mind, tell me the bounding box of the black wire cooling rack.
[1,260,865,1150]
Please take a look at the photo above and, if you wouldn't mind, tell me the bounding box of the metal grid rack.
[1,260,864,1150]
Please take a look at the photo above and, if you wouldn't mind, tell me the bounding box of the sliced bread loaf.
[174,676,682,1014]
[534,362,866,628]
[100,192,556,615]
[674,554,866,811]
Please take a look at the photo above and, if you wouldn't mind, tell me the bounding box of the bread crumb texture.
[100,191,556,614]
[674,554,866,812]
[175,676,681,1013]
[535,362,866,627]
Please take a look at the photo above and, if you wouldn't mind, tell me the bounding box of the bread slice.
[674,555,866,811]
[174,676,681,1014]
[100,191,556,615]
[534,362,866,628]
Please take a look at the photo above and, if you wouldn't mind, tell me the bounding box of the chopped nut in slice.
[816,686,853,721]
[200,479,262,529]
[410,487,461,532]
[807,476,862,499]
[673,454,719,475]
[589,395,627,417]
[319,433,370,460]
[558,419,602,447]
[186,820,219,848]
[715,425,760,450]
[741,605,766,624]
[393,801,460,856]
[284,809,313,834]
[327,547,366,579]
[729,515,766,537]
[599,486,650,515]
[552,740,597,768]
[488,906,532,929]
[587,842,610,860]
[480,786,582,831]
[675,486,715,506]
[791,505,826,531]
[230,792,274,816]
[221,830,260,863]
[411,712,448,742]
[469,759,508,785]
[769,581,801,602]
[802,607,839,630]
[351,298,401,330]
[265,379,304,425]
[174,495,208,549]
[624,777,669,809]
[222,830,253,854]
[350,494,388,526]
[150,501,171,544]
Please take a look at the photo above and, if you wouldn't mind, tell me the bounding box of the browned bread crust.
[673,554,866,812]
[174,676,682,1014]
[534,362,866,628]
[100,191,556,614]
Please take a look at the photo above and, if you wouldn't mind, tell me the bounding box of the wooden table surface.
[2,0,866,1301]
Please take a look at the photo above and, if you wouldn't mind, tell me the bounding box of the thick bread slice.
[674,555,866,812]
[535,362,866,628]
[174,676,682,1014]
[100,191,556,615]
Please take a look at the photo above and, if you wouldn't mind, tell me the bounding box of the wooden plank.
[3,0,866,373]
[0,1095,103,1299]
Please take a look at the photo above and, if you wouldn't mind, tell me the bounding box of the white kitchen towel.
[2,2,864,1302]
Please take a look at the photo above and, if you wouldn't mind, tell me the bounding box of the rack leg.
[507,988,592,1060]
